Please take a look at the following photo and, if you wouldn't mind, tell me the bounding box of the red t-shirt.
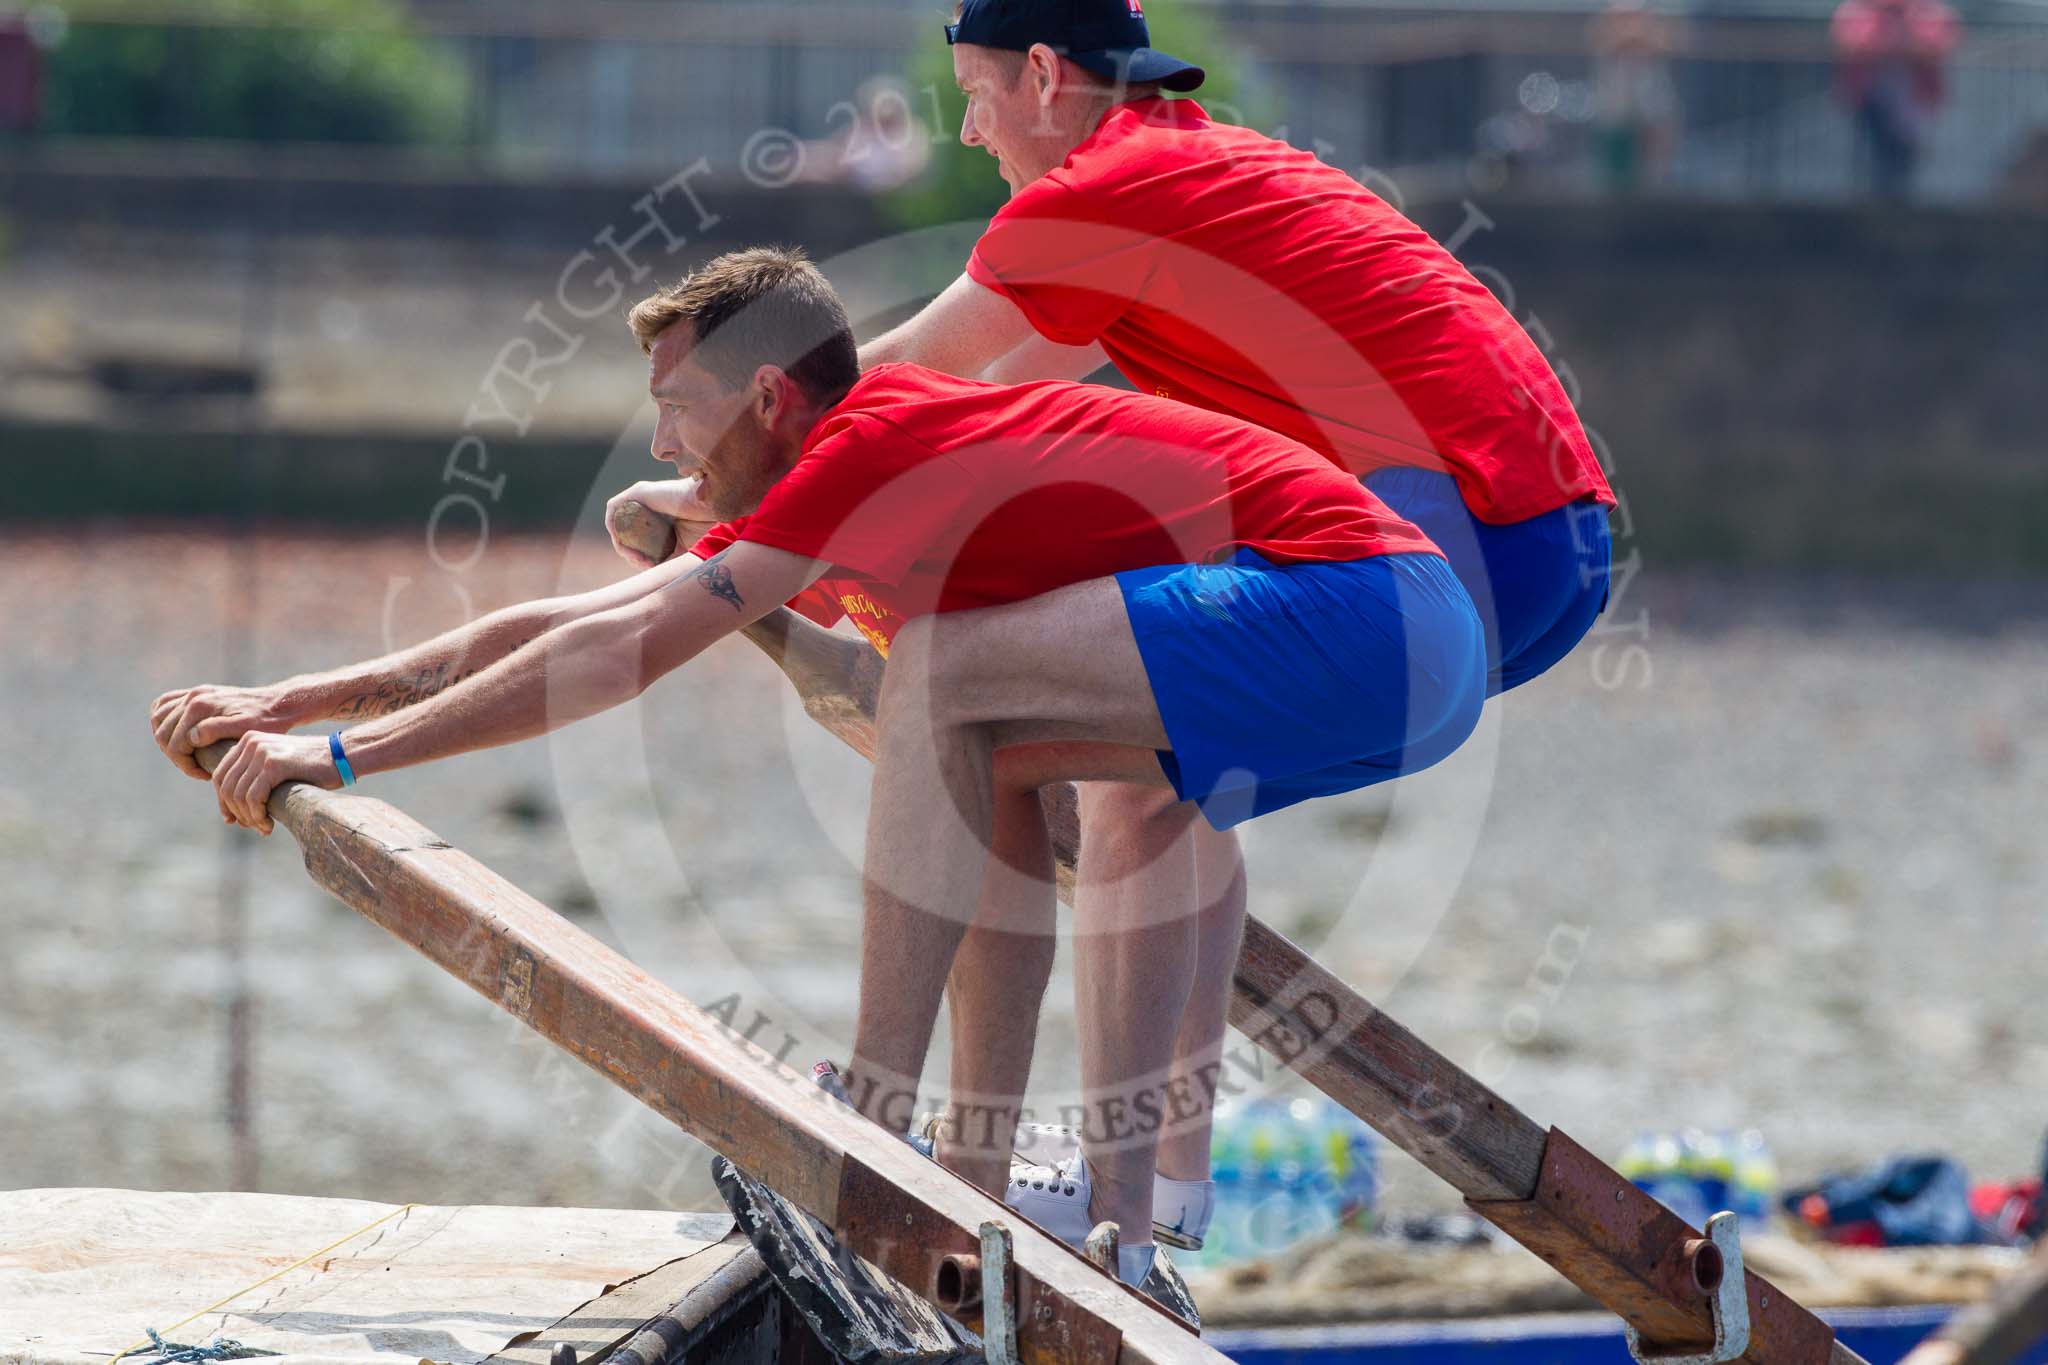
[966,98,1613,525]
[691,363,1439,654]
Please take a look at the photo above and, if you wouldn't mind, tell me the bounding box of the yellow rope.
[107,1202,423,1365]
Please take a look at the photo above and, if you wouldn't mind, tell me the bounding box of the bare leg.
[937,776,1056,1195]
[1157,819,1248,1181]
[1073,781,1203,1250]
[846,619,990,1135]
[848,581,1174,1150]
[944,775,1244,1202]
[940,741,1187,1195]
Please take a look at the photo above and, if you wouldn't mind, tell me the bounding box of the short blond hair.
[628,246,859,403]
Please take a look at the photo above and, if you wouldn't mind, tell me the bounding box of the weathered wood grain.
[610,499,680,566]
[1898,1244,2048,1365]
[484,1226,756,1365]
[1231,916,1546,1202]
[1473,1129,1840,1365]
[740,608,884,760]
[714,1155,979,1363]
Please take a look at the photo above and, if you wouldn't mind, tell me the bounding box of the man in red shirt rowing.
[840,0,1616,1259]
[155,249,1485,1288]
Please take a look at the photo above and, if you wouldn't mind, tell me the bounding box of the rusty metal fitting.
[1651,1235,1725,1304]
[934,1251,983,1313]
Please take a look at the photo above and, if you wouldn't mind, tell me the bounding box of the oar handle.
[609,497,680,565]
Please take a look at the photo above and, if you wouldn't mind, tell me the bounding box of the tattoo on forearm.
[689,555,746,613]
[336,665,449,720]
[335,635,536,719]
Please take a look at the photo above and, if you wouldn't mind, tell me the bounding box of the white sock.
[1117,1242,1157,1288]
[1153,1173,1216,1241]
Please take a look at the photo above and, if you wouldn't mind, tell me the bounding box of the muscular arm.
[339,543,824,779]
[295,553,715,723]
[153,550,727,779]
[860,273,1061,378]
[979,333,1111,385]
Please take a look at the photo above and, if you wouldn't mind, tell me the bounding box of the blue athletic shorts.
[1115,549,1486,831]
[1364,468,1612,695]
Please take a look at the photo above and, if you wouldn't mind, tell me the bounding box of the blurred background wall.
[2,0,2043,562]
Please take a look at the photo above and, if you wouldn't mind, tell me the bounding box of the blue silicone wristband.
[329,732,358,787]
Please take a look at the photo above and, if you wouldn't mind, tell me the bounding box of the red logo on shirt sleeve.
[1128,0,1144,14]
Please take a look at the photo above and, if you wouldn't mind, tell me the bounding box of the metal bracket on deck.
[1626,1212,1752,1365]
[979,1220,1018,1365]
[1475,1131,1834,1365]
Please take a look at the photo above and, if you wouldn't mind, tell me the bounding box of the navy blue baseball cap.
[946,0,1205,93]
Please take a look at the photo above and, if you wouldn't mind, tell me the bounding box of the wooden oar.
[1898,1244,2048,1365]
[192,739,1225,1365]
[611,499,1867,1365]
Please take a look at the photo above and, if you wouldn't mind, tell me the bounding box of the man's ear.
[752,365,797,428]
[1026,43,1063,103]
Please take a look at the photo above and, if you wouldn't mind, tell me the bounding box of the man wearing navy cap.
[947,0,1207,112]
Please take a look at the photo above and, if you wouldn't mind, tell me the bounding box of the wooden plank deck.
[485,1229,846,1365]
[486,1230,756,1365]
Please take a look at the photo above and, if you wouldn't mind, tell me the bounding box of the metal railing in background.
[8,2,2048,204]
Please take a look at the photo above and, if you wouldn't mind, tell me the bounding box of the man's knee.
[883,580,1144,734]
[1190,818,1246,911]
[1077,782,1203,902]
[876,614,986,740]
[878,613,995,733]
[1079,779,1192,835]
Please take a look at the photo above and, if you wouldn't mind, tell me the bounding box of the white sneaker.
[911,1112,1077,1172]
[1004,1154,1198,1316]
[1012,1121,1081,1165]
[1012,1123,1215,1250]
[1010,1121,1080,1168]
[1003,1155,1095,1247]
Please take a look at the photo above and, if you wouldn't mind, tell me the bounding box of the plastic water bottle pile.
[1196,1096,1379,1266]
[1616,1129,1779,1230]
